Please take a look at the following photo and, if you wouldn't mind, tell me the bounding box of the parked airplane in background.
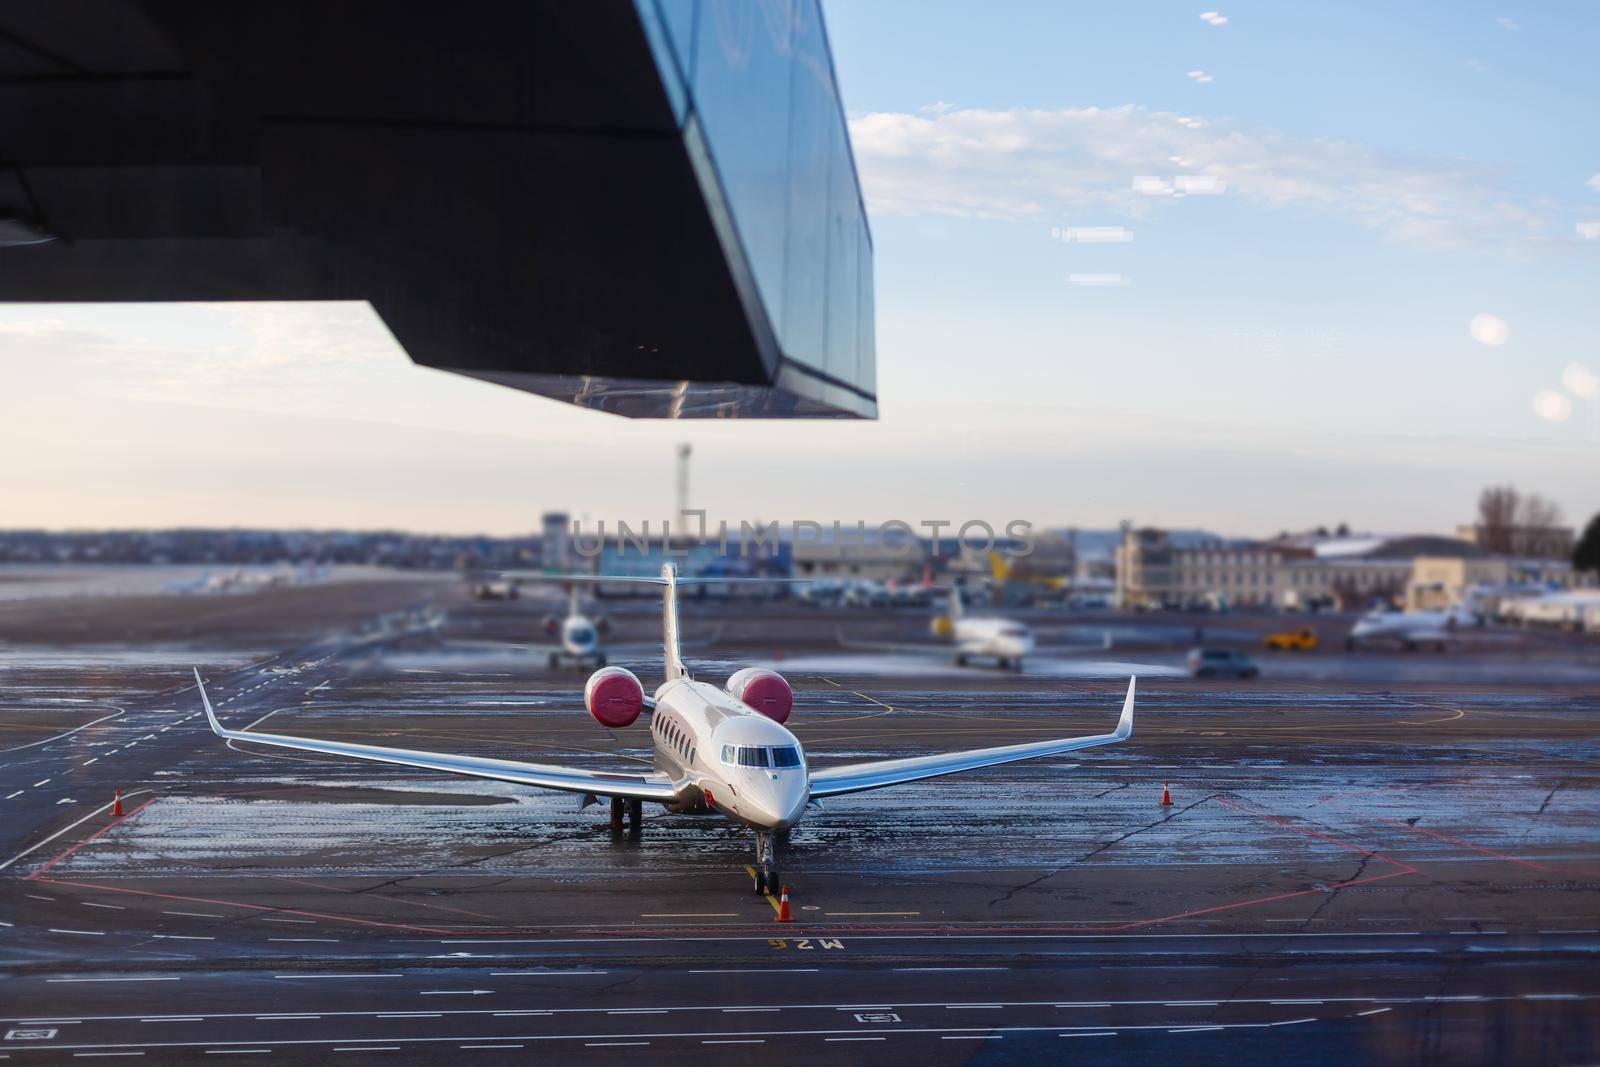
[838,587,1109,670]
[1346,605,1481,651]
[197,564,1136,894]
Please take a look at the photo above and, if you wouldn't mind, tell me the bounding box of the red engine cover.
[726,667,793,724]
[584,666,644,728]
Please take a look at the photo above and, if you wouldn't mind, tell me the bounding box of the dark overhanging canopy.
[0,0,877,418]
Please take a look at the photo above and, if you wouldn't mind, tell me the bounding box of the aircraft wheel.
[753,869,768,895]
[954,654,968,667]
[548,653,559,669]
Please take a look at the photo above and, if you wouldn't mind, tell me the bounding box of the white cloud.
[1187,69,1214,84]
[1562,362,1599,399]
[1200,11,1228,26]
[1068,273,1131,287]
[1496,16,1519,30]
[846,104,1558,249]
[1588,173,1600,193]
[921,101,956,115]
[1532,389,1571,422]
[1469,314,1510,346]
[1577,221,1600,239]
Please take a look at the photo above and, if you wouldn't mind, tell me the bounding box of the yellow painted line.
[641,913,738,918]
[819,908,921,921]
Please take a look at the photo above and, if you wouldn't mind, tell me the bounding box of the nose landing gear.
[752,829,780,895]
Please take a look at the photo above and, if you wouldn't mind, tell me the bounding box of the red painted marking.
[1367,816,1555,873]
[26,797,160,881]
[270,874,503,921]
[32,877,464,935]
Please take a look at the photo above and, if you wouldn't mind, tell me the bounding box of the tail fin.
[568,582,581,619]
[948,586,964,621]
[661,563,688,681]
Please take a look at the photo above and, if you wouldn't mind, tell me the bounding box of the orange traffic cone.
[1159,781,1173,807]
[774,885,794,923]
[111,789,124,817]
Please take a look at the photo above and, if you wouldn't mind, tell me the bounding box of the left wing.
[194,669,676,801]
[808,677,1135,799]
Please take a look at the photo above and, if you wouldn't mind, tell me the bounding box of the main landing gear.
[609,796,643,840]
[752,829,781,895]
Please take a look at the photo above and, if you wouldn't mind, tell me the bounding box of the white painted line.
[942,1034,1001,1040]
[585,1043,648,1048]
[163,911,223,919]
[4,791,22,800]
[1170,1026,1225,1033]
[334,1049,399,1053]
[607,1010,667,1015]
[378,1014,440,1019]
[723,1008,781,1013]
[204,1051,271,1055]
[1270,1018,1318,1027]
[895,967,1007,972]
[825,1037,883,1042]
[489,971,606,977]
[688,969,818,974]
[153,936,214,942]
[82,903,125,911]
[268,939,339,943]
[1060,1032,1118,1037]
[140,1019,202,1024]
[274,974,399,980]
[83,759,98,766]
[1358,1008,1391,1016]
[254,1017,322,1021]
[704,1039,766,1044]
[73,1054,143,1059]
[0,790,153,873]
[49,929,107,937]
[461,1046,522,1051]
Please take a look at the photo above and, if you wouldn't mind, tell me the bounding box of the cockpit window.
[724,744,801,768]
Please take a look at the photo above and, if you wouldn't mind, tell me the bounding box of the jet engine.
[726,667,792,724]
[584,665,644,728]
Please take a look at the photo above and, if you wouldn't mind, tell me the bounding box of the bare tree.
[1515,493,1566,557]
[1476,485,1519,553]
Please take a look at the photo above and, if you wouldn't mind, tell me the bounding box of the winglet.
[1114,675,1136,739]
[193,668,226,738]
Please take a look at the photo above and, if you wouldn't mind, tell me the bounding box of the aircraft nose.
[746,774,808,829]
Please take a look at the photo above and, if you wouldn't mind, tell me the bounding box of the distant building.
[1116,526,1534,611]
[791,524,926,583]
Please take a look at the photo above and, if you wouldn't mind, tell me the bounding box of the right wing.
[194,669,676,802]
[808,677,1135,799]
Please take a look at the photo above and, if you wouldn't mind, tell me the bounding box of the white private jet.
[196,564,1135,894]
[1346,605,1480,651]
[838,588,1109,671]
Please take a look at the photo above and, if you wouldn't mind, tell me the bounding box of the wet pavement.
[1,580,1597,1063]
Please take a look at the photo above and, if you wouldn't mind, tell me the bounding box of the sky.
[2,0,1597,538]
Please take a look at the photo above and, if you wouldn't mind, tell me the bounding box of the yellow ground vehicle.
[1264,627,1318,651]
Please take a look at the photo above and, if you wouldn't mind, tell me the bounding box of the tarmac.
[1,575,1597,1063]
